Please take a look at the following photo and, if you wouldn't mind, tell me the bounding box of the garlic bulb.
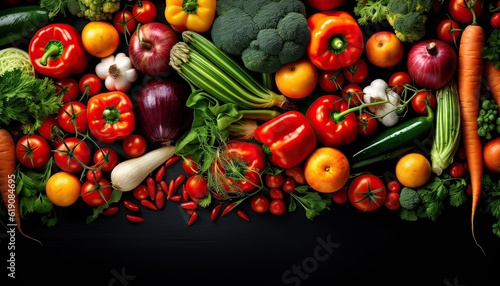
[96,53,138,92]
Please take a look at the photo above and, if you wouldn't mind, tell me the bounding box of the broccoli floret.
[386,0,433,42]
[211,0,310,74]
[79,0,121,21]
[399,187,422,210]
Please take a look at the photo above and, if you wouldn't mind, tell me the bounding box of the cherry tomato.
[342,83,363,106]
[132,0,157,24]
[411,91,436,114]
[86,167,103,182]
[449,162,465,178]
[53,137,92,173]
[384,192,401,211]
[387,180,401,193]
[38,114,61,142]
[448,0,482,24]
[436,18,462,44]
[465,184,472,196]
[348,174,387,212]
[57,101,88,133]
[250,195,270,214]
[356,112,377,136]
[122,134,147,158]
[132,184,149,201]
[182,155,200,175]
[54,77,79,102]
[264,173,284,189]
[269,199,286,216]
[185,174,209,199]
[81,177,113,207]
[318,69,344,92]
[269,188,284,200]
[332,186,348,204]
[388,71,412,94]
[79,73,102,97]
[281,176,297,193]
[342,58,368,84]
[16,134,51,169]
[93,147,119,172]
[113,10,137,34]
[491,13,500,29]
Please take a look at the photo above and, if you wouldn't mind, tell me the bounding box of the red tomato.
[81,178,113,207]
[411,91,436,114]
[264,173,284,189]
[38,114,61,142]
[348,174,387,212]
[55,77,79,102]
[185,174,209,199]
[132,184,149,200]
[269,188,284,200]
[93,147,119,172]
[113,10,137,34]
[483,137,500,173]
[182,155,200,175]
[449,161,465,178]
[436,18,462,44]
[318,69,344,92]
[79,73,102,97]
[342,83,363,106]
[57,101,88,133]
[53,137,92,173]
[342,58,368,84]
[387,180,401,193]
[16,134,51,169]
[132,0,157,24]
[384,192,401,211]
[388,71,412,94]
[250,195,270,214]
[448,0,482,24]
[356,112,377,136]
[269,199,286,215]
[122,134,147,158]
[86,167,103,182]
[332,185,348,204]
[491,13,500,29]
[281,176,297,193]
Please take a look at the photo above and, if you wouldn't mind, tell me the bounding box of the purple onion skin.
[137,78,193,144]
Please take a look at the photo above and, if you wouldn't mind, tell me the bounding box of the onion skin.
[136,77,193,144]
[407,39,457,90]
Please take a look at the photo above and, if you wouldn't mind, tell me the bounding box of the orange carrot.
[484,60,500,109]
[0,128,41,244]
[457,8,485,254]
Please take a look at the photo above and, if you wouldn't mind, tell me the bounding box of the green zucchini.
[351,145,415,169]
[0,6,50,48]
[351,106,434,164]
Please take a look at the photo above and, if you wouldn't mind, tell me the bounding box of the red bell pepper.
[307,11,364,70]
[28,23,87,79]
[87,91,135,144]
[306,95,358,147]
[253,111,317,169]
[211,141,267,194]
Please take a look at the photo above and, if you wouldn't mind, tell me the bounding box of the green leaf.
[32,195,54,214]
[86,190,123,224]
[482,29,500,68]
[492,220,500,238]
[289,187,331,220]
[400,208,418,221]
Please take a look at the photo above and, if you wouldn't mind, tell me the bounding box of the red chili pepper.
[170,195,182,202]
[102,205,119,216]
[174,174,186,189]
[126,214,144,223]
[237,210,250,222]
[221,202,237,216]
[123,200,140,212]
[155,165,166,182]
[167,178,176,199]
[140,199,158,211]
[187,211,199,226]
[180,201,198,210]
[155,189,166,210]
[160,180,169,195]
[165,155,181,168]
[210,202,223,221]
[182,184,189,202]
[147,177,156,201]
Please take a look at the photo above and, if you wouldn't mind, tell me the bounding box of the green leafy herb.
[482,29,500,68]
[288,185,331,220]
[479,174,500,237]
[0,69,62,134]
[353,0,390,25]
[86,190,123,224]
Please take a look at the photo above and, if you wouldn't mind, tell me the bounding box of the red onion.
[136,77,193,144]
[407,39,457,90]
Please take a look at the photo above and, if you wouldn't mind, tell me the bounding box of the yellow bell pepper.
[165,0,217,33]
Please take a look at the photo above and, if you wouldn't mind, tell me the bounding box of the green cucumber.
[351,145,415,169]
[351,106,434,165]
[0,6,50,47]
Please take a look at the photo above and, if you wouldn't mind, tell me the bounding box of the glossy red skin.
[16,134,51,168]
[348,174,387,212]
[389,71,412,94]
[250,195,270,214]
[55,77,79,102]
[448,0,482,24]
[185,174,209,199]
[53,137,91,173]
[356,113,377,136]
[57,101,88,133]
[79,73,102,97]
[269,199,286,215]
[342,58,368,84]
[93,147,119,172]
[81,178,113,207]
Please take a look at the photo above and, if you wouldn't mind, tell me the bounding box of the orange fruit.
[275,58,318,99]
[81,21,120,58]
[365,31,404,68]
[395,153,431,188]
[46,171,81,207]
[304,147,350,193]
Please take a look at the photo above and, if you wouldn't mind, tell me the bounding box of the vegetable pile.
[2,0,500,255]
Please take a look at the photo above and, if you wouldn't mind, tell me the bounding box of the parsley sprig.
[479,174,500,237]
[289,186,332,220]
[482,29,500,68]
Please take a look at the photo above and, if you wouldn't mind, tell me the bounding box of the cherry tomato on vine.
[264,173,284,189]
[384,192,401,211]
[38,114,61,142]
[250,195,270,214]
[113,10,137,34]
[411,91,436,114]
[57,101,88,133]
[269,199,286,215]
[86,167,103,182]
[269,188,284,200]
[282,177,297,193]
[436,18,462,44]
[388,71,411,94]
[448,0,482,24]
[122,134,147,158]
[93,147,119,172]
[132,0,157,24]
[55,77,79,102]
[79,73,102,97]
[387,180,401,193]
[342,58,368,84]
[182,155,200,175]
[81,177,113,207]
[53,137,91,173]
[16,134,51,169]
[318,69,344,92]
[356,112,377,136]
[342,83,363,106]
